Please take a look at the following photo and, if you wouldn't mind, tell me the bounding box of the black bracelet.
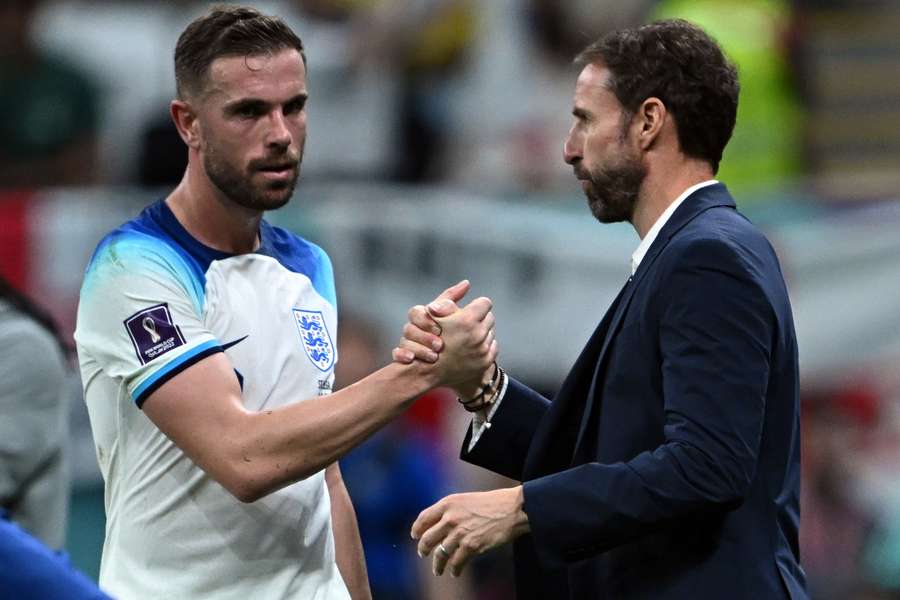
[458,363,502,412]
[457,362,499,409]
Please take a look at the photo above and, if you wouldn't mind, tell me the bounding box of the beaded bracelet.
[481,368,506,428]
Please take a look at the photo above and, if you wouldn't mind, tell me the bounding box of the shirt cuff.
[466,370,509,452]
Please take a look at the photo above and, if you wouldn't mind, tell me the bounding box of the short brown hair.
[174,4,306,99]
[576,19,739,173]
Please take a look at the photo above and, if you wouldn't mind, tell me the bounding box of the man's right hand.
[393,280,497,395]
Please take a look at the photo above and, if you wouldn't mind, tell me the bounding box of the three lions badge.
[293,309,335,372]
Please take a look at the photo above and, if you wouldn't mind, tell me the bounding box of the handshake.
[392,279,500,408]
[390,279,529,579]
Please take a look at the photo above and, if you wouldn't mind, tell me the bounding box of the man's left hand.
[411,486,530,577]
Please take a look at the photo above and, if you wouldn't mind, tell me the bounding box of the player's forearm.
[327,464,372,600]
[230,361,438,501]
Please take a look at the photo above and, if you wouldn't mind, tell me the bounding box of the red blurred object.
[0,190,34,290]
[832,383,880,427]
[403,387,454,437]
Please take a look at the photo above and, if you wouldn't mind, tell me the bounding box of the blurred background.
[1,0,900,598]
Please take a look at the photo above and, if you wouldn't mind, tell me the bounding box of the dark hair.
[174,4,306,99]
[575,19,739,173]
[0,276,71,357]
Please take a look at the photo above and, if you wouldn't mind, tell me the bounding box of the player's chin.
[257,182,296,210]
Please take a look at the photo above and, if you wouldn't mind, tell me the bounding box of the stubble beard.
[203,141,304,212]
[582,151,646,224]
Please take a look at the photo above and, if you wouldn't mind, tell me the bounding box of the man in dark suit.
[393,19,807,599]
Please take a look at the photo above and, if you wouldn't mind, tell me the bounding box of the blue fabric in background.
[341,427,447,600]
[0,511,112,599]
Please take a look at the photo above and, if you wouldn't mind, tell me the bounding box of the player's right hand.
[393,280,470,364]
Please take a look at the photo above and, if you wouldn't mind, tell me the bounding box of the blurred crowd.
[1,0,896,200]
[3,0,900,598]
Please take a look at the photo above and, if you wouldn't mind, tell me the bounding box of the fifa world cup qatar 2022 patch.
[124,303,186,365]
[293,308,335,372]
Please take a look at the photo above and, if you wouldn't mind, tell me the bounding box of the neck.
[631,157,715,239]
[166,157,262,254]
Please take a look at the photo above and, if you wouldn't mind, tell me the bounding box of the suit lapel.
[570,183,737,459]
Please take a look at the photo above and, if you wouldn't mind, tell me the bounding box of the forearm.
[523,438,753,567]
[232,361,438,500]
[327,464,371,600]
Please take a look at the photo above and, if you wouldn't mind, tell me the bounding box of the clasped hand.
[394,281,530,578]
[393,280,497,394]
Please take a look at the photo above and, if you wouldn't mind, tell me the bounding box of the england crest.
[293,309,335,372]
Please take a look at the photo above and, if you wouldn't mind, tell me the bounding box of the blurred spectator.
[358,0,477,182]
[801,385,881,599]
[0,275,70,549]
[0,0,101,188]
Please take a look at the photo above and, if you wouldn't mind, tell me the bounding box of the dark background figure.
[0,0,101,188]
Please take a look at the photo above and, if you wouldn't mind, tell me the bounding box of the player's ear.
[171,99,202,150]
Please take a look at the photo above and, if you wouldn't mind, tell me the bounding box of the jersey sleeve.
[75,230,221,407]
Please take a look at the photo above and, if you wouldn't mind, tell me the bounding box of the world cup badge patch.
[293,309,335,372]
[124,303,186,365]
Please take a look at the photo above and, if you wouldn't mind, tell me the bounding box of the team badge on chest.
[292,309,335,371]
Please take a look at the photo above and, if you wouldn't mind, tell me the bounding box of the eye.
[229,102,266,119]
[284,97,307,115]
[238,105,263,118]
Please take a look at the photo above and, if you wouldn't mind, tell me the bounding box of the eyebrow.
[223,93,308,115]
[572,107,591,120]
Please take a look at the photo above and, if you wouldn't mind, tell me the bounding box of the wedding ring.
[437,543,451,558]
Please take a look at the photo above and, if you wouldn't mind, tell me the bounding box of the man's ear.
[635,97,666,151]
[170,99,202,150]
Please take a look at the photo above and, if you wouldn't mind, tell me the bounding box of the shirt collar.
[630,180,718,275]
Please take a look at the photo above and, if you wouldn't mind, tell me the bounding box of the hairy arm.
[326,463,371,600]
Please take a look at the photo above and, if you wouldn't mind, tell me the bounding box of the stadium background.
[2,0,900,598]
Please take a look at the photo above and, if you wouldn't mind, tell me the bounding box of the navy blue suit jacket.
[463,184,807,599]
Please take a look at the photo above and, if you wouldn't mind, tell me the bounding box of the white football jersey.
[74,199,349,600]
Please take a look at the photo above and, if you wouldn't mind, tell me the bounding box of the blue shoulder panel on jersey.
[259,221,337,308]
[83,221,207,316]
[85,200,337,312]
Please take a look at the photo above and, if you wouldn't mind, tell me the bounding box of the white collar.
[630,180,718,275]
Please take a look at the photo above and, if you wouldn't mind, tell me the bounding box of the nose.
[265,110,292,150]
[563,127,581,165]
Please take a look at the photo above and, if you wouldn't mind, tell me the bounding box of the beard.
[580,151,646,224]
[203,139,304,212]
